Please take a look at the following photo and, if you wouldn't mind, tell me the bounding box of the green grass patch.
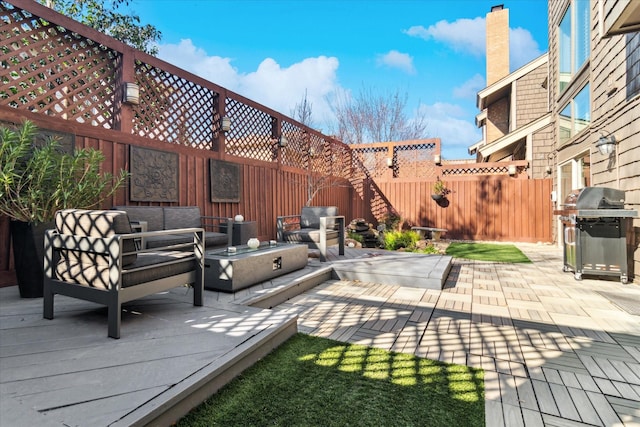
[178,333,485,427]
[445,242,531,263]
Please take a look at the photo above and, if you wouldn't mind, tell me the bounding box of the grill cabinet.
[554,187,637,284]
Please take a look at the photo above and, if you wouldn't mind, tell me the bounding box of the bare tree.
[288,92,352,206]
[328,86,428,144]
[290,89,314,127]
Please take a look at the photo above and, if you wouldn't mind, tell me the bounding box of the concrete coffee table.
[204,242,308,292]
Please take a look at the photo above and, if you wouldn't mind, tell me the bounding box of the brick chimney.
[486,4,509,85]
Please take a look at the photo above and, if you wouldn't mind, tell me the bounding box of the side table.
[230,221,258,246]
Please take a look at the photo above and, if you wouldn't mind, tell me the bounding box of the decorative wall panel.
[130,146,179,202]
[209,159,241,203]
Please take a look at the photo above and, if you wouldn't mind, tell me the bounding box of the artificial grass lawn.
[178,333,485,427]
[445,242,531,263]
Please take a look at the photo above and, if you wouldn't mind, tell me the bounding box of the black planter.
[431,194,444,201]
[9,220,53,298]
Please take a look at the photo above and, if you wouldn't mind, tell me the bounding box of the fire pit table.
[554,187,637,284]
[204,242,308,292]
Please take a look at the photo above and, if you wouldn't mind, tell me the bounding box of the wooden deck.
[1,244,639,426]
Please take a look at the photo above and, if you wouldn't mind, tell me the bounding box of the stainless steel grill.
[554,187,637,284]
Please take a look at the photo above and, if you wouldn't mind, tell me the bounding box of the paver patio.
[274,244,640,426]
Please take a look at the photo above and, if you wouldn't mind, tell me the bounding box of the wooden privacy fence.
[365,177,553,243]
[0,0,555,287]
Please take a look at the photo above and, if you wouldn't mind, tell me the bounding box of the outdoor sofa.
[44,209,204,339]
[276,206,345,262]
[113,205,232,250]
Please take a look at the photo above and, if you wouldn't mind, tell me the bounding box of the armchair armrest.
[319,216,345,262]
[276,215,302,241]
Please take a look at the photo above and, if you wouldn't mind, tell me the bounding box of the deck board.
[2,244,639,426]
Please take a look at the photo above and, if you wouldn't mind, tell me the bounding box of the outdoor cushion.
[113,206,164,231]
[55,250,194,289]
[301,206,339,228]
[55,209,137,267]
[282,228,339,244]
[144,231,227,250]
[164,206,201,229]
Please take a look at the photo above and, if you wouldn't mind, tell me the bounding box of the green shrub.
[383,230,420,251]
[347,231,364,243]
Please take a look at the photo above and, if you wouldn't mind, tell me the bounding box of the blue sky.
[128,0,548,159]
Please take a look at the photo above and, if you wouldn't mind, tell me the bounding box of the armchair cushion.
[301,206,339,228]
[55,209,137,267]
[55,250,195,289]
[283,228,339,244]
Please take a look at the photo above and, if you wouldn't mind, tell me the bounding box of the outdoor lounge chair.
[276,206,345,262]
[43,209,204,338]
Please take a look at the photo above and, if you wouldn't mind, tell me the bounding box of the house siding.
[549,0,640,280]
[515,64,549,127]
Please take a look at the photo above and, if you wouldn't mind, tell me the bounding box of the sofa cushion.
[113,206,164,232]
[145,231,227,250]
[55,209,137,267]
[301,206,339,229]
[164,206,201,229]
[204,231,228,248]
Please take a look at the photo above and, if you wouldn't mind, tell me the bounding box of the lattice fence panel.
[133,61,215,148]
[1,3,118,128]
[224,98,273,161]
[443,164,513,176]
[308,133,328,174]
[351,146,388,179]
[280,119,307,168]
[327,140,351,179]
[394,142,438,179]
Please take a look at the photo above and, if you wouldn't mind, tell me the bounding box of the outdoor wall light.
[123,82,139,105]
[278,135,288,148]
[221,116,231,133]
[508,164,517,176]
[386,157,393,168]
[433,154,441,165]
[596,131,616,156]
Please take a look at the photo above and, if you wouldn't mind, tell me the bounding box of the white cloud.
[157,39,340,124]
[453,74,485,99]
[418,102,480,158]
[376,50,416,74]
[510,27,543,69]
[239,56,340,123]
[405,18,542,71]
[157,39,241,89]
[405,17,486,56]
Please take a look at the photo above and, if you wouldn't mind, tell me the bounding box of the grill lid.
[563,187,625,210]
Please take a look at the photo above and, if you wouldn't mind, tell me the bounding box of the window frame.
[558,82,591,147]
[558,0,591,95]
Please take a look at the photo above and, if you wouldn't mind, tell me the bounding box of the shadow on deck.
[0,246,446,426]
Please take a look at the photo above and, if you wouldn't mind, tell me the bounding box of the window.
[559,0,590,93]
[627,32,640,100]
[559,84,590,146]
[559,151,590,201]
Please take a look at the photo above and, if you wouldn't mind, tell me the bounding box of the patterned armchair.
[44,209,204,338]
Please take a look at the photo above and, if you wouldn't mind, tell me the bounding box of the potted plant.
[0,121,128,297]
[431,177,451,201]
